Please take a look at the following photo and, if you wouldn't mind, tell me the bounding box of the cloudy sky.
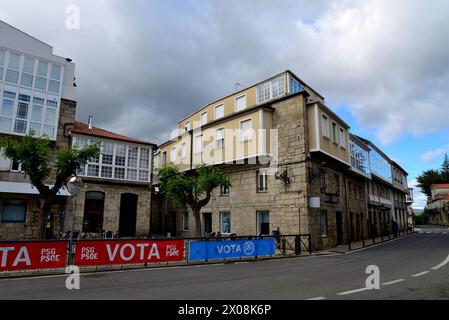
[2,0,449,208]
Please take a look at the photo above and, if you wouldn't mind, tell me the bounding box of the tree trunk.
[40,196,54,240]
[193,207,202,238]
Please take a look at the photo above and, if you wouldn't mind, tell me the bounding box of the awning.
[0,181,71,196]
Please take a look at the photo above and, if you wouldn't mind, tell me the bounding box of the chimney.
[88,115,93,129]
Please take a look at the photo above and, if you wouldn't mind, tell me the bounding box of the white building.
[0,20,76,240]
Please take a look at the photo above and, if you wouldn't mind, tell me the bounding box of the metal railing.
[1,233,311,276]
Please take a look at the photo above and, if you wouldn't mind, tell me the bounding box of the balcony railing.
[369,194,392,207]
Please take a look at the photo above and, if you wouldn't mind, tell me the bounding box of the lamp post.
[66,175,81,265]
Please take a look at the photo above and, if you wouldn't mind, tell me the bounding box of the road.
[1,226,449,300]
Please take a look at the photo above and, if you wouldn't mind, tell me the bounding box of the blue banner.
[189,238,275,261]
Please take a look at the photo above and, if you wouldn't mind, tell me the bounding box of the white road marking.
[431,254,449,270]
[412,271,430,277]
[337,287,370,295]
[306,296,326,300]
[426,232,431,234]
[382,279,405,286]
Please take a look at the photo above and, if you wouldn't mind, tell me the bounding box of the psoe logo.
[243,241,255,255]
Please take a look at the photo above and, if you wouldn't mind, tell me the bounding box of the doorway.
[336,211,344,245]
[166,211,177,236]
[203,212,212,235]
[83,191,105,233]
[119,193,138,237]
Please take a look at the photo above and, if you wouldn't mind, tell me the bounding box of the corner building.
[153,70,410,250]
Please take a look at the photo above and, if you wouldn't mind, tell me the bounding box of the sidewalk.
[316,231,416,255]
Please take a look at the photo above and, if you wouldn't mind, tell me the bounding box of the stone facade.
[152,94,371,251]
[152,72,410,251]
[65,179,152,237]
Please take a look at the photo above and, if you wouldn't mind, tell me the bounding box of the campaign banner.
[189,238,275,261]
[74,239,185,266]
[0,241,68,271]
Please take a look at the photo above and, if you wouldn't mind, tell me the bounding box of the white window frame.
[170,147,176,162]
[201,112,208,126]
[331,121,337,143]
[214,104,224,120]
[215,128,224,149]
[194,134,203,154]
[322,114,329,138]
[257,170,268,192]
[180,142,187,159]
[220,211,231,234]
[235,94,246,112]
[10,159,22,172]
[240,118,253,142]
[72,136,151,182]
[256,75,286,104]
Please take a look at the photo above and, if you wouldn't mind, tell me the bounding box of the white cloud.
[408,179,427,209]
[288,0,449,145]
[420,145,449,163]
[2,0,449,146]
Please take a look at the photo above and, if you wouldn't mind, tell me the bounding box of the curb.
[0,233,416,280]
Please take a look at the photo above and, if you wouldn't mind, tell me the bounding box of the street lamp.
[66,175,81,265]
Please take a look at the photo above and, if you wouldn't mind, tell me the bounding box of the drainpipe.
[189,130,193,171]
[344,173,351,250]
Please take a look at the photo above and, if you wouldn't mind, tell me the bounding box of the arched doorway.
[119,193,138,237]
[83,191,105,233]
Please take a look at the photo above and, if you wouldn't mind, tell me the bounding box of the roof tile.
[71,122,156,146]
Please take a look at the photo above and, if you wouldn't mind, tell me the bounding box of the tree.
[157,165,231,237]
[440,153,449,182]
[416,169,442,198]
[0,133,99,239]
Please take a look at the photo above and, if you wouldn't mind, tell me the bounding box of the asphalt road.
[1,225,449,300]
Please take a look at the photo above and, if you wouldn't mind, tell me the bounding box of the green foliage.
[157,165,231,208]
[56,144,100,182]
[413,210,428,225]
[441,153,449,182]
[0,133,51,186]
[416,153,449,197]
[416,169,443,197]
[0,132,100,195]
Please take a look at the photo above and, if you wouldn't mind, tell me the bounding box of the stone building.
[64,120,156,237]
[0,20,76,240]
[153,70,411,250]
[427,184,449,226]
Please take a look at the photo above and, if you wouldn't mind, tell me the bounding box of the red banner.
[74,240,185,266]
[0,241,67,271]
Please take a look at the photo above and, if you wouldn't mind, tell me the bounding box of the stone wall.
[0,194,66,240]
[65,179,152,237]
[151,93,377,251]
[151,94,311,241]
